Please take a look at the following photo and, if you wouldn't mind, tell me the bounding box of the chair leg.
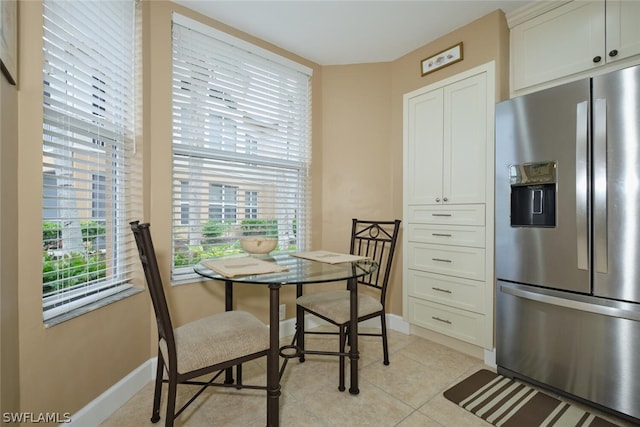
[338,326,346,392]
[165,374,177,427]
[380,314,390,366]
[151,355,164,423]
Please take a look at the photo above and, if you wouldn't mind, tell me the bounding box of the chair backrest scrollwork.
[350,218,401,304]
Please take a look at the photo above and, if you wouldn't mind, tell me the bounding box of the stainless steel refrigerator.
[495,64,640,423]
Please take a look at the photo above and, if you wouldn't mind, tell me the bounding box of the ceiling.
[172,0,535,66]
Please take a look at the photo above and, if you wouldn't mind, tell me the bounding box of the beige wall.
[319,62,394,245]
[0,29,20,419]
[4,0,510,421]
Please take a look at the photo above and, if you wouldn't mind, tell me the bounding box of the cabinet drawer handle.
[432,258,452,263]
[431,233,452,237]
[431,213,452,217]
[593,55,602,63]
[609,49,618,58]
[432,316,452,325]
[432,287,452,294]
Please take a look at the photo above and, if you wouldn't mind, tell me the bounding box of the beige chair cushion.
[159,310,269,375]
[296,290,382,325]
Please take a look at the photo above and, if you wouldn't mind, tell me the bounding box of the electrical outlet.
[279,304,286,321]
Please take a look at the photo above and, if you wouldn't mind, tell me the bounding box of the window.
[209,184,238,223]
[171,14,312,281]
[245,191,258,219]
[42,0,139,321]
[92,174,106,219]
[180,180,190,225]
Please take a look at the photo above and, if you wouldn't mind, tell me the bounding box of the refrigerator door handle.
[594,98,608,274]
[576,101,589,271]
[499,284,640,321]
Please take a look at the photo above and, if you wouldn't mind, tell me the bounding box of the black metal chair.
[295,218,401,391]
[130,221,269,427]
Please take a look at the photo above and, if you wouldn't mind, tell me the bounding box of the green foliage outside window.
[42,220,108,294]
[201,220,229,245]
[240,218,278,236]
[173,219,288,268]
[43,251,107,294]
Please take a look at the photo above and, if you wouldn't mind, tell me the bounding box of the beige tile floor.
[101,328,635,427]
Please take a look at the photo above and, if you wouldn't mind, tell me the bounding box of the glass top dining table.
[193,253,378,427]
[193,253,378,285]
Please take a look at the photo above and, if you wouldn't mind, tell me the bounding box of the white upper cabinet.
[405,72,487,205]
[606,0,640,62]
[510,0,640,92]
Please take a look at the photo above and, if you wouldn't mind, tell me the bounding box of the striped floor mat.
[443,370,619,427]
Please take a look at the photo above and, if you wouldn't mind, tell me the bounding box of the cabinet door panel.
[406,90,443,205]
[444,73,487,204]
[512,1,605,90]
[606,0,640,63]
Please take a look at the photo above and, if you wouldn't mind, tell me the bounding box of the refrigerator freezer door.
[496,281,640,422]
[495,79,590,293]
[592,64,640,303]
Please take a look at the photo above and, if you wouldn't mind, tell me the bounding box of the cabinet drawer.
[407,243,485,281]
[407,204,484,226]
[407,297,487,347]
[407,224,485,247]
[406,270,485,313]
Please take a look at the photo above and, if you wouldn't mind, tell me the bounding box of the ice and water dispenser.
[509,161,557,227]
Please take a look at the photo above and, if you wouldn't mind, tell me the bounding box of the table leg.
[348,277,359,395]
[267,283,281,426]
[224,280,234,384]
[295,283,305,362]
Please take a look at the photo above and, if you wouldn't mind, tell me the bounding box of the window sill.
[44,287,145,328]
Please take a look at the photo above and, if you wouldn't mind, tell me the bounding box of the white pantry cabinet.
[510,0,640,92]
[402,63,495,349]
[405,73,487,205]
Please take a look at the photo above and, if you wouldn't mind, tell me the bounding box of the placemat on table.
[291,250,370,264]
[202,257,288,278]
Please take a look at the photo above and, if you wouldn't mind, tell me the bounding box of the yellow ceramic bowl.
[240,237,278,254]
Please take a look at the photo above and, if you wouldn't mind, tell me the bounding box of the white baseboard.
[386,313,411,335]
[72,313,411,425]
[68,359,154,427]
[484,348,497,368]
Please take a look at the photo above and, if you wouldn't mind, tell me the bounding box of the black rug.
[443,369,620,427]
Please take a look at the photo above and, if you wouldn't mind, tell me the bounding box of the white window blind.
[171,14,312,281]
[42,0,140,321]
